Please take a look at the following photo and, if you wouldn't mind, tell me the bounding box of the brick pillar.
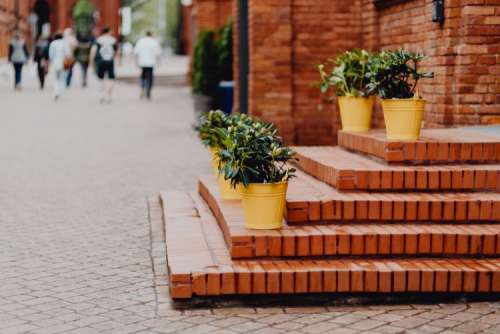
[451,1,500,125]
[248,0,294,143]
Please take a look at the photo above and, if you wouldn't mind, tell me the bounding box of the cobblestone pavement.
[1,65,500,334]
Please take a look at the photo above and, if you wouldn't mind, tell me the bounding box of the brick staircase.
[154,128,500,300]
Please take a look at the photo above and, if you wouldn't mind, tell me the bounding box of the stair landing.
[338,128,500,164]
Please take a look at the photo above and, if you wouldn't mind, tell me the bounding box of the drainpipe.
[14,0,20,30]
[238,0,248,114]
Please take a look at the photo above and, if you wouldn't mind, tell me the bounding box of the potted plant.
[196,110,240,200]
[217,119,296,229]
[192,30,218,115]
[370,50,434,140]
[318,49,377,132]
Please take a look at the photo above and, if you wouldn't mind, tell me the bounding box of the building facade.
[233,0,500,145]
[0,0,32,58]
[0,0,121,59]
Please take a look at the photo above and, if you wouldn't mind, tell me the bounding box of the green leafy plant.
[216,20,233,82]
[217,120,296,187]
[317,49,377,97]
[196,110,229,148]
[192,30,219,96]
[369,50,434,99]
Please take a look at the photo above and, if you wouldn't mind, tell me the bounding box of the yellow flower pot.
[209,148,241,200]
[209,148,219,177]
[218,177,241,200]
[382,98,426,141]
[239,182,288,230]
[337,96,374,132]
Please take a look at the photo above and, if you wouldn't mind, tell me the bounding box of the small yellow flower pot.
[209,148,241,200]
[209,147,219,177]
[337,96,374,132]
[239,182,288,230]
[218,177,241,200]
[382,98,426,141]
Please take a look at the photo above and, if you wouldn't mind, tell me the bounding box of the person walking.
[90,27,118,103]
[33,35,50,90]
[48,32,71,101]
[8,31,29,90]
[63,28,77,87]
[133,31,162,100]
[74,36,92,87]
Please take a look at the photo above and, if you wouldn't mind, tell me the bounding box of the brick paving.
[0,65,500,333]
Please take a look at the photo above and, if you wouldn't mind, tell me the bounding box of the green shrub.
[216,20,233,82]
[369,50,434,99]
[318,49,377,97]
[196,110,228,148]
[192,30,219,96]
[216,118,296,187]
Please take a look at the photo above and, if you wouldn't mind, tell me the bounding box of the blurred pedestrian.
[74,36,92,87]
[33,35,50,90]
[48,32,71,101]
[133,31,161,99]
[8,31,29,90]
[90,27,118,103]
[63,28,77,87]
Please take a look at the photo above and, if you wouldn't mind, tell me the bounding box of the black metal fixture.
[432,0,445,24]
[238,0,249,114]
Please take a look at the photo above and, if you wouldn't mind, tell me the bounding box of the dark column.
[237,0,248,114]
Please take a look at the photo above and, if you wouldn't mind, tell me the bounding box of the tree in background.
[166,0,182,54]
[72,0,95,40]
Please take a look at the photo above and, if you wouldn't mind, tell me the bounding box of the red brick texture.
[198,175,500,259]
[158,194,500,299]
[338,128,500,164]
[194,0,233,33]
[233,0,500,145]
[294,146,500,191]
[0,0,33,58]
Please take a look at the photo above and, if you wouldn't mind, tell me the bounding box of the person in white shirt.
[63,28,77,87]
[133,31,162,99]
[48,32,71,100]
[90,27,118,103]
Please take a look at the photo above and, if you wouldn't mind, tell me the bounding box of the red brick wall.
[236,0,500,145]
[362,0,500,129]
[194,0,232,33]
[292,0,362,145]
[247,0,295,142]
[235,0,362,144]
[49,0,121,36]
[0,0,33,58]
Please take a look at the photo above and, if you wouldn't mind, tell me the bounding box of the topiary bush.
[216,20,233,82]
[192,30,219,97]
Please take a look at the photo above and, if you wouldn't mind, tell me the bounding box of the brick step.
[156,193,500,299]
[293,146,500,191]
[287,170,500,223]
[198,176,500,259]
[338,128,500,165]
[198,173,500,224]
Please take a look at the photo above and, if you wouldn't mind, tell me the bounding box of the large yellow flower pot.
[239,182,288,230]
[382,98,426,141]
[337,96,374,132]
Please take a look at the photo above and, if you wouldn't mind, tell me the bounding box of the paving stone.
[348,319,387,330]
[0,61,499,334]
